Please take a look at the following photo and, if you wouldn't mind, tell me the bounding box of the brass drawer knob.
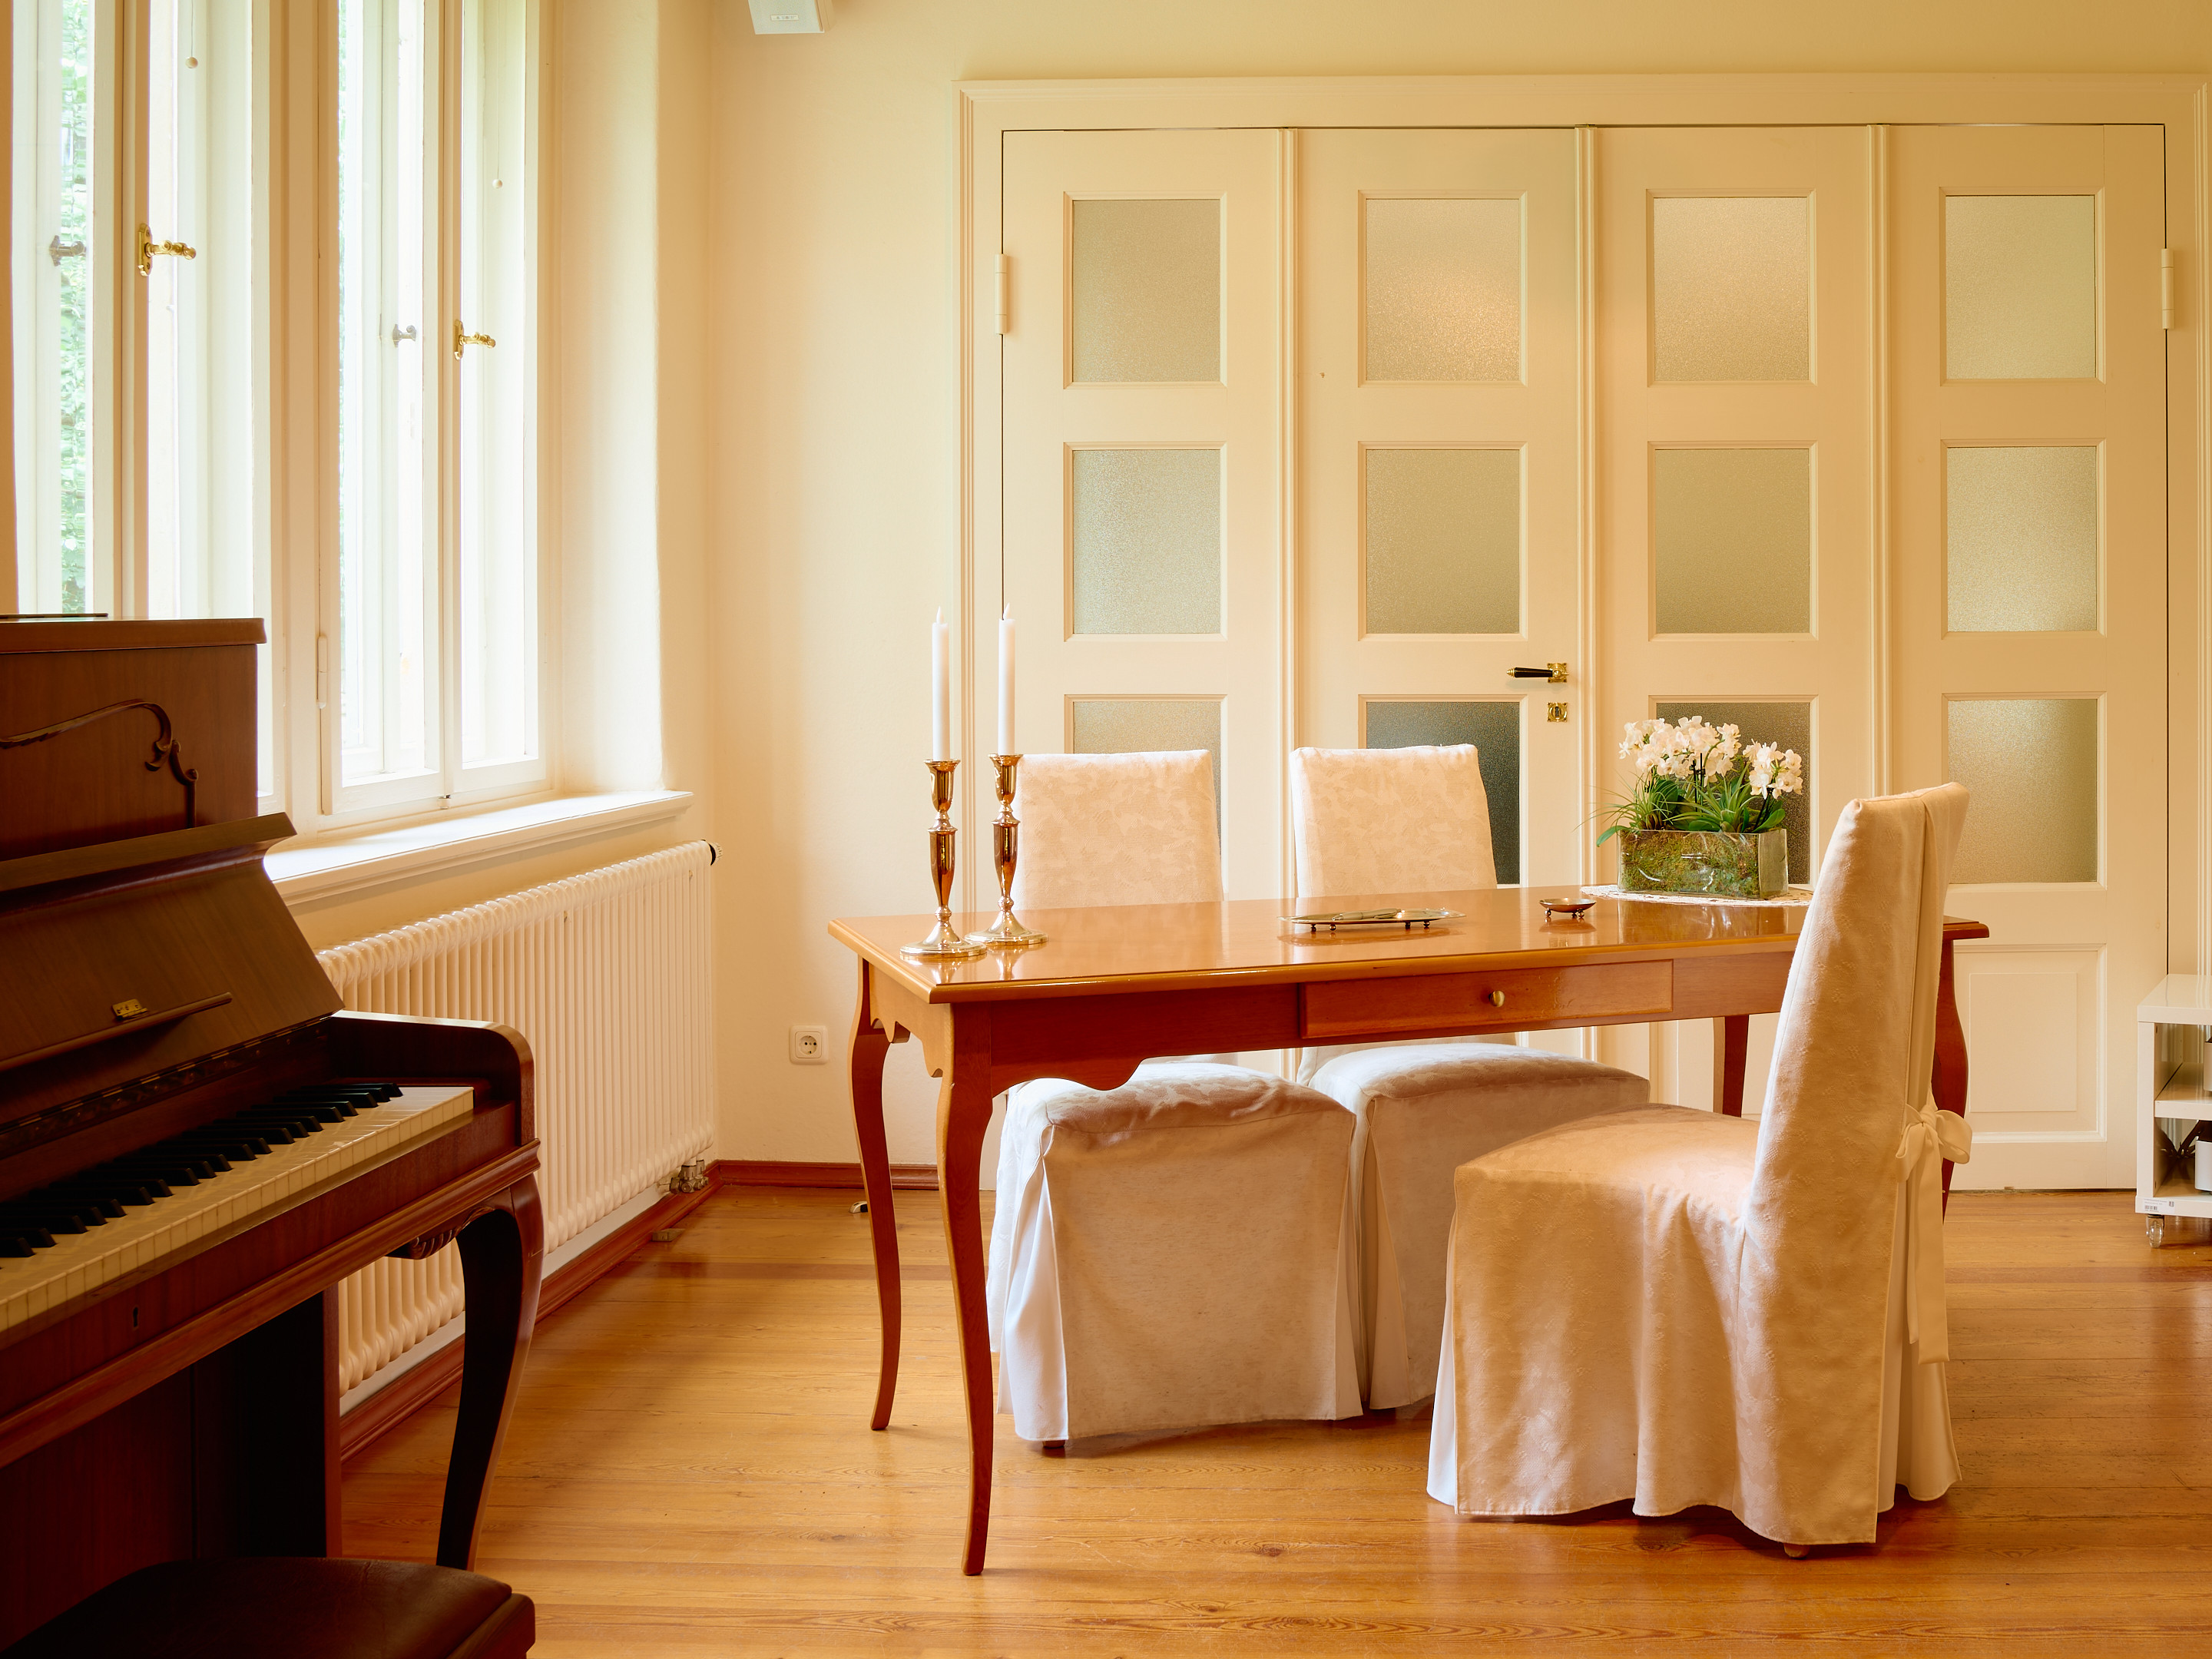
[1488,989,1505,1008]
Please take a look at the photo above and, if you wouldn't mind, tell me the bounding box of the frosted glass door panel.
[1363,197,1521,382]
[1947,698,2098,883]
[1651,197,1810,382]
[1947,446,2099,633]
[1652,448,1813,634]
[1364,700,1520,882]
[1070,198,1220,383]
[1364,448,1519,634]
[1655,700,1813,884]
[1944,195,2097,381]
[1071,448,1222,634]
[1071,698,1224,813]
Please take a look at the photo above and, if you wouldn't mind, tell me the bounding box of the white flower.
[1711,724,1743,773]
[1744,743,1804,799]
[1746,742,1779,796]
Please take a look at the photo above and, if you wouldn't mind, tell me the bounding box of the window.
[8,0,542,831]
[338,0,540,814]
[11,0,103,618]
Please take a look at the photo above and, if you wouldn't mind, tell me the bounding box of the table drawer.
[1300,961,1674,1040]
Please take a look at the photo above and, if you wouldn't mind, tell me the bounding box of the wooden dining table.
[830,888,1989,1575]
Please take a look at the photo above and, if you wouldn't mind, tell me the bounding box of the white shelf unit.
[2137,975,2212,1243]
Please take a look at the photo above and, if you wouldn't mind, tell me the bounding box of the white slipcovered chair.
[1290,743,1650,1409]
[1428,782,1972,1551]
[985,750,1363,1443]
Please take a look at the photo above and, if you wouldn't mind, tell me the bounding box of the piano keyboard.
[0,1084,475,1331]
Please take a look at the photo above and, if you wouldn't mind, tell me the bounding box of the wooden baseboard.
[712,1158,940,1190]
[338,1177,720,1461]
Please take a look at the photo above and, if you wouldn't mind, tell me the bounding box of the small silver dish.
[1284,907,1461,933]
[1539,895,1598,921]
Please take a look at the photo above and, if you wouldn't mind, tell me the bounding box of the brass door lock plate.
[1547,703,1568,723]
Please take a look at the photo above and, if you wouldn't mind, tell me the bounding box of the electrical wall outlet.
[790,1025,829,1064]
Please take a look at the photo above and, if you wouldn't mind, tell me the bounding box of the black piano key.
[240,1105,337,1125]
[0,1207,90,1236]
[107,1164,200,1188]
[274,1088,376,1109]
[227,1117,323,1137]
[280,1084,394,1105]
[114,1152,220,1181]
[58,1179,168,1205]
[220,1121,297,1144]
[0,1236,36,1258]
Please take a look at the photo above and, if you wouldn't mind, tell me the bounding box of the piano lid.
[0,814,342,1155]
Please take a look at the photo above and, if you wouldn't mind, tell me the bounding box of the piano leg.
[436,1173,544,1571]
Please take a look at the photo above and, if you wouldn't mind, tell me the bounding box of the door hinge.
[995,253,1009,336]
[2162,249,2174,330]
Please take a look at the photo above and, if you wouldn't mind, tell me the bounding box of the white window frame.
[321,0,548,826]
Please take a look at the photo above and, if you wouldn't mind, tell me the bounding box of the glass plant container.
[1617,828,1788,899]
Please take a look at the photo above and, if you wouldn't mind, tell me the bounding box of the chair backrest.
[1747,781,1969,1252]
[1010,750,1224,910]
[1289,744,1497,901]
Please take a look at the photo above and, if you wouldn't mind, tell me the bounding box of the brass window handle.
[453,320,497,359]
[135,223,196,276]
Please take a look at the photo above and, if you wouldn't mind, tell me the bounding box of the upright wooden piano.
[0,619,544,1646]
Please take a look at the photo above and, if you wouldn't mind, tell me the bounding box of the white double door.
[993,122,2165,1187]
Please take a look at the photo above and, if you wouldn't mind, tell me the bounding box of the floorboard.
[342,1187,2212,1655]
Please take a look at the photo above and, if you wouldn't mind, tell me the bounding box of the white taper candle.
[931,608,950,762]
[996,608,1015,757]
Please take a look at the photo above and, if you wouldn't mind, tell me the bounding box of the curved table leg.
[935,1008,997,1576]
[437,1173,543,1570]
[849,960,902,1430]
[1933,935,1969,1213]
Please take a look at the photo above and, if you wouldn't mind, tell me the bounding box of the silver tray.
[1283,907,1461,933]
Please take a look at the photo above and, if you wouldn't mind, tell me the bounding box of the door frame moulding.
[956,74,2212,973]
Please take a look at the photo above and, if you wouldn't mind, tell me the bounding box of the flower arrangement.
[1600,717,1804,897]
[1600,717,1803,842]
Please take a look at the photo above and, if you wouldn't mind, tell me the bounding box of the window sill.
[268,790,695,904]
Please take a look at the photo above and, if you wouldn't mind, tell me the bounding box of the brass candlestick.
[902,760,985,959]
[965,754,1046,948]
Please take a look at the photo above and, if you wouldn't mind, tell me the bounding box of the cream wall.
[700,1,2210,1167]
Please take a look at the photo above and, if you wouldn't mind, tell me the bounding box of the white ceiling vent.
[747,0,833,31]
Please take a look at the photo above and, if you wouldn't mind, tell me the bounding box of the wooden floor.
[344,1186,2212,1655]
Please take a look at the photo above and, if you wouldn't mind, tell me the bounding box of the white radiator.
[318,842,717,1390]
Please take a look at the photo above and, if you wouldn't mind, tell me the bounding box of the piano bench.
[1,1558,534,1659]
